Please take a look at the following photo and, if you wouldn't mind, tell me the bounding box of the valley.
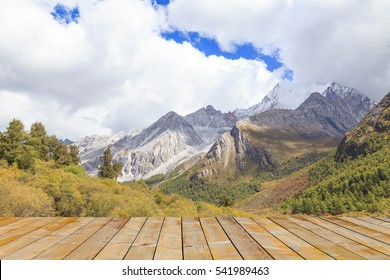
[0,81,389,217]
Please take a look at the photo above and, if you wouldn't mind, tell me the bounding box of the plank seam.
[305,217,390,257]
[151,217,165,260]
[92,218,130,260]
[215,217,246,260]
[320,217,390,246]
[122,217,148,260]
[1,217,77,259]
[33,217,97,260]
[251,217,307,260]
[61,218,113,260]
[198,217,214,260]
[0,217,56,247]
[232,217,275,260]
[285,217,365,260]
[269,217,339,260]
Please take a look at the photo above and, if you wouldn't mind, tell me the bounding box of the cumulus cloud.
[0,0,281,139]
[166,0,390,100]
[0,0,388,140]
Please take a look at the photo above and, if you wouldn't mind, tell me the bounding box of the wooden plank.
[34,217,111,260]
[124,217,164,260]
[217,217,273,260]
[0,218,56,246]
[340,217,390,236]
[374,217,390,223]
[0,217,23,227]
[235,217,302,260]
[323,217,390,245]
[182,217,212,260]
[271,217,363,260]
[305,216,390,257]
[200,217,242,260]
[64,218,127,260]
[154,217,182,260]
[356,217,390,229]
[4,218,94,260]
[0,218,41,235]
[288,216,389,260]
[0,217,76,259]
[253,217,333,260]
[94,217,146,260]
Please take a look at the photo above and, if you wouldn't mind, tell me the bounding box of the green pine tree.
[0,119,35,171]
[98,146,116,179]
[29,122,50,160]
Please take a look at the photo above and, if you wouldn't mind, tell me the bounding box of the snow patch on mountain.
[234,81,331,118]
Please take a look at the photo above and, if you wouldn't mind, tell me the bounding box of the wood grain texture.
[154,217,182,260]
[0,218,55,246]
[124,217,164,260]
[323,217,390,245]
[0,218,23,227]
[217,217,273,260]
[0,217,76,259]
[253,217,333,260]
[94,217,146,260]
[1,216,390,260]
[288,216,389,260]
[182,217,212,260]
[356,217,390,229]
[64,218,127,260]
[235,217,302,260]
[271,217,363,260]
[34,217,111,260]
[305,216,390,257]
[338,217,390,237]
[200,217,242,260]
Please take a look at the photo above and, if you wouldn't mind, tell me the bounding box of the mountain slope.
[76,106,235,181]
[336,91,390,161]
[234,81,375,119]
[199,90,374,177]
[280,91,390,215]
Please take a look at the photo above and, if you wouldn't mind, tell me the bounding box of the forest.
[0,119,246,217]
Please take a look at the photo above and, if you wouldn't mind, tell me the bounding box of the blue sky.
[0,0,388,139]
[154,0,170,6]
[161,30,284,72]
[51,4,80,24]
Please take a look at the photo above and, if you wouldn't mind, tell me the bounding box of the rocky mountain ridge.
[234,81,375,119]
[76,82,375,181]
[76,105,235,181]
[198,90,375,177]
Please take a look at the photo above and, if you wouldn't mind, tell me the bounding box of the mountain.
[76,106,235,181]
[280,91,390,215]
[76,82,375,182]
[200,90,375,176]
[233,81,375,119]
[336,91,390,161]
[184,105,236,143]
[60,138,75,145]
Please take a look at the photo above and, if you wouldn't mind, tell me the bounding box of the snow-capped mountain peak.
[233,81,373,119]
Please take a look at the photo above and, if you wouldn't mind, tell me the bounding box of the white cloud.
[166,0,390,101]
[1,0,388,140]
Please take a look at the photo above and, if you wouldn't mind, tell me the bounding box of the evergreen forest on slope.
[0,92,389,217]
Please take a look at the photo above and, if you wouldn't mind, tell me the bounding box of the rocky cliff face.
[233,81,375,119]
[76,106,235,181]
[76,82,375,181]
[184,105,236,143]
[203,90,375,174]
[336,91,390,161]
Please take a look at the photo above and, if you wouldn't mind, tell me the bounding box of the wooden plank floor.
[1,216,390,260]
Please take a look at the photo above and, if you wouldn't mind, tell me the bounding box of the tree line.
[0,119,123,180]
[0,119,79,171]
